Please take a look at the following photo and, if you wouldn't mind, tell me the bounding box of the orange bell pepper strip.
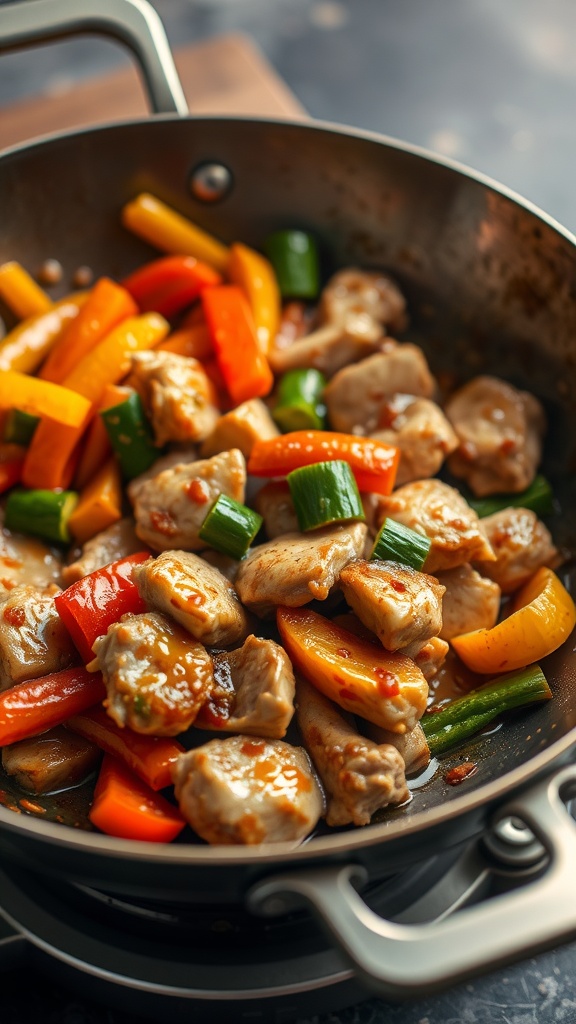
[0,442,25,493]
[73,385,131,490]
[0,261,52,319]
[451,567,576,674]
[68,457,123,545]
[248,430,399,495]
[0,294,87,375]
[0,371,91,427]
[89,754,185,843]
[21,412,90,491]
[0,666,106,747]
[122,255,221,318]
[229,242,281,354]
[157,323,213,360]
[201,284,274,405]
[121,192,230,274]
[39,277,138,383]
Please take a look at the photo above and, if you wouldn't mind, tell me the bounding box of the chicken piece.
[130,350,219,446]
[254,481,299,539]
[127,447,198,504]
[436,563,501,640]
[132,448,246,553]
[2,726,100,794]
[321,268,407,333]
[325,345,436,434]
[62,518,143,584]
[236,522,367,617]
[200,549,240,583]
[134,550,249,648]
[370,394,458,486]
[375,479,495,573]
[172,735,324,845]
[195,635,295,738]
[0,584,76,692]
[362,722,430,774]
[474,508,559,595]
[445,376,545,496]
[200,399,279,459]
[0,527,63,591]
[296,676,409,826]
[413,637,450,681]
[90,611,214,736]
[339,560,445,658]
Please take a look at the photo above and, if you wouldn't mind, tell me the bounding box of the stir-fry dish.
[0,192,573,846]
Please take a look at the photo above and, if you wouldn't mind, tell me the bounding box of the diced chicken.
[413,636,450,681]
[0,584,76,692]
[474,508,560,594]
[321,268,407,333]
[362,722,430,774]
[130,350,219,446]
[339,560,445,658]
[200,549,240,583]
[273,301,315,350]
[375,479,495,573]
[445,376,545,496]
[254,481,299,539]
[369,395,458,486]
[132,448,246,553]
[236,522,367,617]
[0,527,63,591]
[90,611,214,736]
[296,676,409,826]
[325,345,436,434]
[436,563,501,639]
[62,518,143,584]
[200,399,279,459]
[195,635,295,738]
[134,550,249,647]
[127,447,198,505]
[172,735,324,845]
[1,726,100,794]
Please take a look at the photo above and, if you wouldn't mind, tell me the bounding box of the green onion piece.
[199,495,263,560]
[3,409,39,445]
[421,664,551,757]
[371,517,431,571]
[5,487,79,544]
[467,474,554,518]
[264,230,320,299]
[101,392,159,481]
[287,460,365,532]
[273,368,327,432]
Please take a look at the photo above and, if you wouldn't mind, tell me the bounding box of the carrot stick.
[22,413,90,490]
[73,384,131,490]
[68,457,123,544]
[0,294,86,375]
[157,323,213,360]
[202,284,274,405]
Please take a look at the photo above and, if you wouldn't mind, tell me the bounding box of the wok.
[1,0,576,998]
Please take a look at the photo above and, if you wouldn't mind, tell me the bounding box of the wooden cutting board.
[0,33,306,151]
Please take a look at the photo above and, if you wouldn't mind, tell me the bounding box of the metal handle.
[0,0,187,115]
[249,765,576,997]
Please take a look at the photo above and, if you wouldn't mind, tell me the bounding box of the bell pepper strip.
[451,567,576,674]
[467,474,554,519]
[68,458,123,545]
[0,667,106,747]
[74,385,131,490]
[287,460,365,532]
[201,284,274,405]
[0,371,91,427]
[89,753,185,843]
[5,487,79,544]
[157,323,213,360]
[3,408,39,446]
[0,450,25,494]
[39,278,138,383]
[0,294,86,375]
[264,229,320,299]
[100,391,160,480]
[228,242,281,353]
[54,552,149,664]
[121,192,230,274]
[21,412,90,491]
[248,430,399,496]
[277,606,428,734]
[67,707,184,791]
[0,261,52,319]
[122,255,221,318]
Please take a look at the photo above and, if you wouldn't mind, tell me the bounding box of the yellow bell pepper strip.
[228,242,281,353]
[22,412,91,491]
[451,567,576,674]
[0,261,52,319]
[122,255,221,318]
[39,277,139,384]
[0,371,91,427]
[74,384,131,490]
[201,284,274,405]
[68,457,123,545]
[121,192,230,274]
[0,294,87,375]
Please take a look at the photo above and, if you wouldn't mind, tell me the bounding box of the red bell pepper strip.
[67,707,184,790]
[89,753,185,842]
[201,284,274,405]
[123,255,221,318]
[54,552,150,663]
[0,452,25,493]
[0,667,106,747]
[248,430,400,495]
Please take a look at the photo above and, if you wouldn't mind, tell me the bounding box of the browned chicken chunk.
[436,563,501,639]
[362,721,430,774]
[130,350,219,446]
[2,726,100,794]
[200,398,279,459]
[320,268,407,332]
[370,395,458,485]
[63,518,142,584]
[0,584,76,692]
[413,636,450,681]
[127,447,198,505]
[0,526,63,591]
[172,735,324,845]
[474,508,559,594]
[254,481,299,539]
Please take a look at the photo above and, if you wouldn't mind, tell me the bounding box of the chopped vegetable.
[157,323,213,360]
[0,294,86,374]
[229,242,281,353]
[467,474,554,519]
[0,371,91,427]
[121,192,230,273]
[0,261,52,319]
[68,707,184,790]
[264,229,320,299]
[3,408,39,446]
[101,391,159,480]
[273,368,327,432]
[89,754,185,842]
[202,284,274,405]
[5,487,79,544]
[68,457,123,545]
[287,460,365,531]
[199,494,263,559]
[122,254,221,318]
[0,667,106,747]
[0,449,25,494]
[21,414,89,491]
[371,517,431,571]
[73,384,131,490]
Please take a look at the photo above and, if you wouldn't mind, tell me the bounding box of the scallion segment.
[199,495,263,560]
[371,517,431,571]
[3,408,39,445]
[421,664,551,757]
[273,368,327,432]
[264,230,320,299]
[287,460,365,532]
[467,474,554,519]
[100,392,159,481]
[5,487,79,544]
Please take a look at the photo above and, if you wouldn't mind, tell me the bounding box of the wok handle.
[248,764,576,997]
[0,0,187,116]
